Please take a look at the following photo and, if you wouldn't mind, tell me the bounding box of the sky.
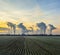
[0,0,60,34]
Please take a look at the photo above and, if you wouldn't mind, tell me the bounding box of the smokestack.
[18,23,27,35]
[7,22,16,34]
[49,24,56,35]
[37,22,47,35]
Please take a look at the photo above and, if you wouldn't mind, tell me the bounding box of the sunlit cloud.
[0,0,60,34]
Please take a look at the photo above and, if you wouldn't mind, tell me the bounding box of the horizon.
[0,0,60,34]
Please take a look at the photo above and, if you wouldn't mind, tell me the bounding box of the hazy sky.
[0,0,60,34]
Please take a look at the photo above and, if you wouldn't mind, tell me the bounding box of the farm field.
[0,36,60,55]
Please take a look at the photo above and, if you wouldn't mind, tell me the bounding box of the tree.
[7,22,16,34]
[48,24,56,35]
[37,22,47,34]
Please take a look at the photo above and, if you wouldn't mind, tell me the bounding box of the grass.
[0,36,60,55]
[26,36,60,55]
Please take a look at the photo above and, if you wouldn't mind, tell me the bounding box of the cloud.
[0,0,59,24]
[0,0,60,34]
[0,1,45,23]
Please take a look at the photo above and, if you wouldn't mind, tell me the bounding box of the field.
[0,36,60,55]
